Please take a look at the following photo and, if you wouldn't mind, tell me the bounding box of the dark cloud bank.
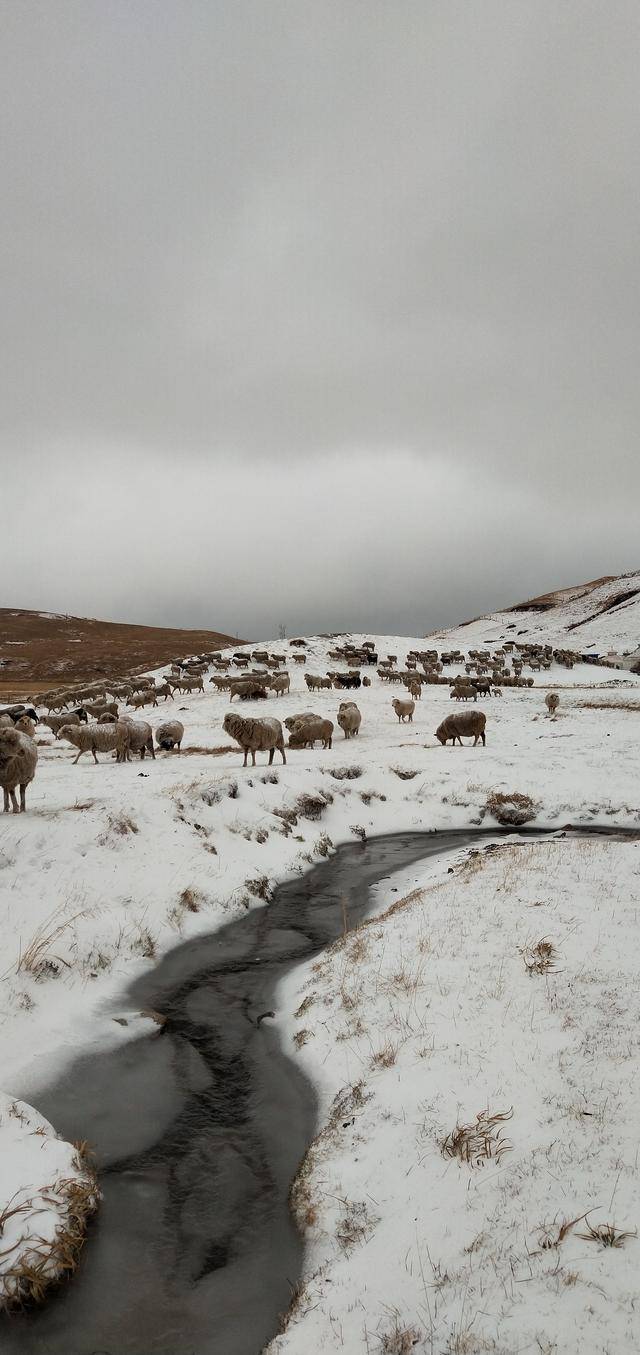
[1,1,638,638]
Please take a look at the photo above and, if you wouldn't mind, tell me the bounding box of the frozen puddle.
[2,826,634,1355]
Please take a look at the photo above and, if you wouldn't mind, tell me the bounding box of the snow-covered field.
[0,620,639,1334]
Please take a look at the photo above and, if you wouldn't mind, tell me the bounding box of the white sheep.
[392,698,415,723]
[337,702,362,739]
[58,721,130,764]
[119,716,156,761]
[0,727,38,812]
[223,713,286,766]
[155,720,184,751]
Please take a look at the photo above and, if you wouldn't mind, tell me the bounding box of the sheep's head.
[435,726,447,745]
[0,727,20,757]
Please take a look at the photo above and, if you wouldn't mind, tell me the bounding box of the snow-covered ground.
[267,834,640,1354]
[0,620,639,1335]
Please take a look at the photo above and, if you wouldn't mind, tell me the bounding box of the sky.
[1,0,639,639]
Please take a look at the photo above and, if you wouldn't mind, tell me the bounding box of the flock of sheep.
[0,638,569,812]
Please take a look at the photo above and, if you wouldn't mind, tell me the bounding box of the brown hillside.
[0,609,241,695]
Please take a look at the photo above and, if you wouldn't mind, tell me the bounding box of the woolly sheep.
[42,710,85,737]
[0,727,38,812]
[127,690,158,710]
[545,692,560,715]
[58,721,130,765]
[435,711,487,746]
[83,700,119,719]
[14,715,36,739]
[155,720,184,751]
[270,673,290,697]
[288,716,334,750]
[284,712,317,731]
[392,698,415,723]
[119,716,156,761]
[451,684,477,702]
[223,713,286,767]
[337,702,362,739]
[362,675,371,687]
[407,681,421,700]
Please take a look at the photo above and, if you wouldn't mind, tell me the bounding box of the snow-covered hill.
[428,570,640,661]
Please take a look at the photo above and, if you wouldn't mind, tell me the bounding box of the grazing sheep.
[83,700,119,719]
[288,716,334,749]
[337,702,362,739]
[58,721,130,765]
[305,674,332,692]
[42,710,85,737]
[119,716,156,761]
[270,673,290,697]
[284,712,317,731]
[435,711,487,747]
[545,692,560,716]
[223,713,286,766]
[0,728,38,812]
[155,719,185,751]
[392,698,415,723]
[229,679,269,702]
[14,715,36,739]
[127,690,158,710]
[451,684,477,702]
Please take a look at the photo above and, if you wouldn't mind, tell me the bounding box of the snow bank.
[268,835,640,1354]
[0,1094,99,1310]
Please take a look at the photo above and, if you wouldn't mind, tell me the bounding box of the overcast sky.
[1,1,638,639]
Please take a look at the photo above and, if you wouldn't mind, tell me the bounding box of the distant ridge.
[0,609,241,692]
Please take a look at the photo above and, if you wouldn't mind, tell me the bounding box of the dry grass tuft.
[327,765,363,780]
[390,766,420,780]
[179,887,203,913]
[0,1168,99,1311]
[245,875,273,901]
[536,1211,590,1251]
[521,937,557,975]
[377,1317,423,1353]
[576,1217,637,1248]
[16,906,89,979]
[484,791,538,825]
[371,1039,399,1069]
[442,1107,513,1167]
[336,1198,378,1253]
[293,1028,312,1049]
[182,743,236,756]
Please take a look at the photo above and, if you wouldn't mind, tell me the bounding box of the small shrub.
[350,824,367,842]
[295,791,333,821]
[484,791,538,825]
[377,1318,423,1353]
[179,887,203,913]
[293,1028,312,1049]
[245,875,272,901]
[390,767,419,781]
[371,1040,399,1069]
[314,833,334,857]
[328,766,363,781]
[521,937,557,975]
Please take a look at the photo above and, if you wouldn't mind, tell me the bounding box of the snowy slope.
[427,570,640,658]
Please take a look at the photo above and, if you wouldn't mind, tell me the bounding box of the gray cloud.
[1,1,639,636]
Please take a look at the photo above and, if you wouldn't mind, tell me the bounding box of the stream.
[3,824,636,1355]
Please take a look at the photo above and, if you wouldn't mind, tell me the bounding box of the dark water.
[3,825,636,1355]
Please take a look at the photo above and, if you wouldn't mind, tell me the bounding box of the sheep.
[155,720,185,751]
[155,681,175,702]
[270,673,290,697]
[83,700,119,719]
[229,680,269,702]
[42,710,85,737]
[119,716,156,761]
[14,715,36,740]
[305,674,331,692]
[0,727,38,812]
[545,692,560,716]
[392,698,415,723]
[435,711,487,747]
[128,690,158,710]
[362,675,371,687]
[451,684,477,702]
[98,712,118,724]
[407,680,421,700]
[58,721,131,765]
[223,713,286,766]
[0,715,13,729]
[288,716,334,750]
[284,712,317,731]
[337,702,362,739]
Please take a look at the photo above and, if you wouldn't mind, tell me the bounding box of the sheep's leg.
[73,749,83,764]
[148,741,156,760]
[481,732,486,746]
[92,749,99,764]
[279,746,287,764]
[19,784,26,812]
[251,750,256,766]
[268,748,274,765]
[2,789,9,812]
[243,749,248,766]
